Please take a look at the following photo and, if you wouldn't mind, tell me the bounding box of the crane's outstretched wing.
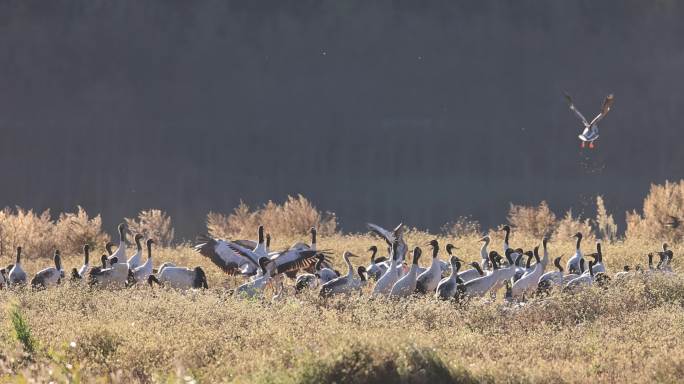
[588,94,614,127]
[367,223,395,246]
[564,92,588,126]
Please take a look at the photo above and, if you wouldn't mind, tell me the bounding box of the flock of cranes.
[0,223,208,290]
[0,222,676,303]
[195,222,676,301]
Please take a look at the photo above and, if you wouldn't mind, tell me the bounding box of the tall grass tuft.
[596,196,618,242]
[125,209,175,246]
[442,216,482,237]
[207,195,337,239]
[507,201,557,238]
[0,206,110,259]
[9,305,37,354]
[54,206,110,255]
[0,207,55,259]
[626,180,684,242]
[553,208,595,241]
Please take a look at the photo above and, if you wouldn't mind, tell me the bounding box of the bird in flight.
[564,92,614,149]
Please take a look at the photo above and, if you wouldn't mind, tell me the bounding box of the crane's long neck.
[575,236,582,252]
[54,254,62,271]
[391,241,399,269]
[119,227,126,246]
[255,227,266,255]
[409,264,418,276]
[480,240,488,257]
[344,255,353,278]
[450,263,458,281]
[430,247,438,267]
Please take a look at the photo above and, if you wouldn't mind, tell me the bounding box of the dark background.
[1,1,683,238]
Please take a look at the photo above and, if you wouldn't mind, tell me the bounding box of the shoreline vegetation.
[1,180,683,382]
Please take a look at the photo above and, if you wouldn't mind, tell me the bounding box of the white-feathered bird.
[456,259,487,283]
[537,256,565,294]
[501,225,512,254]
[109,223,128,267]
[234,258,276,298]
[31,250,64,288]
[479,235,491,270]
[194,225,267,275]
[367,223,407,264]
[389,247,422,298]
[462,250,515,299]
[564,92,614,149]
[365,245,389,280]
[586,241,605,274]
[566,232,584,275]
[89,256,129,287]
[70,244,91,279]
[373,241,401,296]
[436,256,464,300]
[8,246,27,286]
[416,240,443,294]
[565,261,595,291]
[511,244,547,299]
[130,239,155,283]
[127,234,144,270]
[314,254,339,284]
[320,252,366,297]
[148,265,209,290]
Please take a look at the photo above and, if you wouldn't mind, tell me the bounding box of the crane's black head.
[193,266,208,289]
[257,225,265,243]
[412,247,422,264]
[357,266,367,281]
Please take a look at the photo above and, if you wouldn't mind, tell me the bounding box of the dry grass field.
[0,232,683,383]
[2,184,684,383]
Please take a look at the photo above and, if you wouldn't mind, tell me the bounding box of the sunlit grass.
[0,231,682,383]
